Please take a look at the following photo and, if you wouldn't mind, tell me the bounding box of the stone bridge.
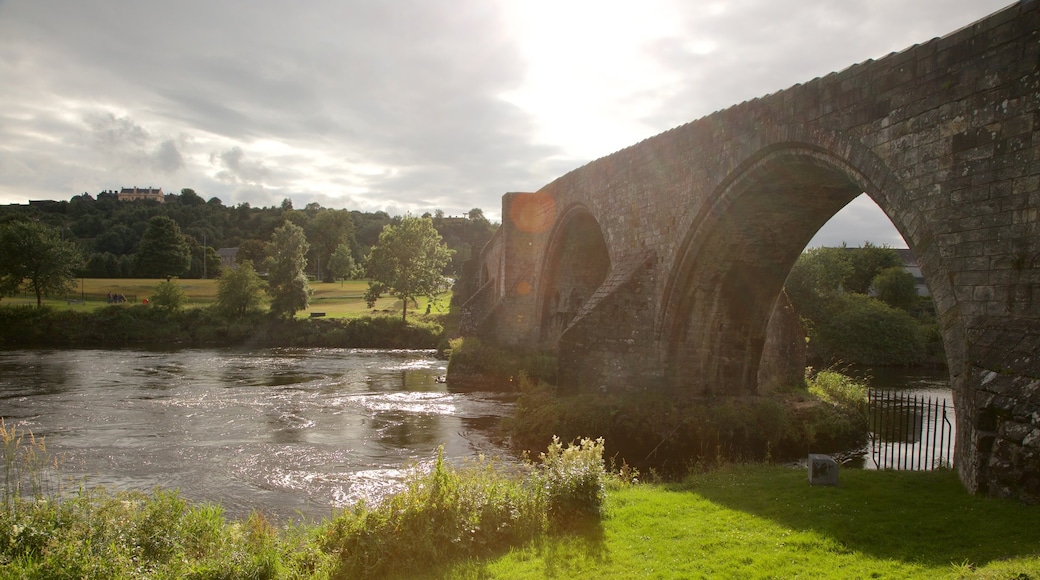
[458,2,1039,501]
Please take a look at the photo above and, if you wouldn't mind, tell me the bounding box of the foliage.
[806,368,869,411]
[0,486,334,578]
[812,293,924,366]
[784,246,853,323]
[215,260,267,318]
[267,221,312,319]
[507,372,867,472]
[365,215,454,321]
[0,303,445,349]
[446,336,558,387]
[0,220,84,308]
[538,436,607,521]
[786,245,933,367]
[0,195,496,284]
[306,209,356,282]
[149,279,188,312]
[323,440,605,578]
[844,242,903,293]
[134,215,192,278]
[873,265,919,310]
[326,243,356,281]
[2,419,57,509]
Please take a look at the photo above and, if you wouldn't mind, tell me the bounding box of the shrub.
[323,439,604,577]
[447,336,557,388]
[537,436,606,521]
[811,293,923,366]
[149,280,188,312]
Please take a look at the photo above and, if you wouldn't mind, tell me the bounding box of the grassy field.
[451,466,1040,579]
[2,278,450,319]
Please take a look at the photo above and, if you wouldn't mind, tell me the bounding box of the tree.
[0,220,84,308]
[365,216,453,321]
[844,243,902,294]
[266,221,311,318]
[150,279,187,312]
[215,260,266,317]
[872,266,919,311]
[135,215,191,278]
[236,238,268,266]
[306,210,355,282]
[327,243,356,282]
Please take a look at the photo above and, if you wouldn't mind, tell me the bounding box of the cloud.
[211,147,271,185]
[0,0,1016,239]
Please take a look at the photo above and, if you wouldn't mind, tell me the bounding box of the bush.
[538,436,606,521]
[149,280,187,312]
[447,336,557,388]
[322,439,605,577]
[811,293,923,366]
[508,372,869,473]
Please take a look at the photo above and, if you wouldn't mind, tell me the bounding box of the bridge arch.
[659,132,964,403]
[535,204,611,345]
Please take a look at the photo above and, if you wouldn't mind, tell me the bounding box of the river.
[0,348,516,522]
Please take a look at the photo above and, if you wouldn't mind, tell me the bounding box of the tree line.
[0,190,494,282]
[1,190,488,320]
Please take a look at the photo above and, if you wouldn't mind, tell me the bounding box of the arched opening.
[664,147,900,396]
[538,211,611,345]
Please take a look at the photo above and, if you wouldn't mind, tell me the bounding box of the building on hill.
[116,187,164,203]
[217,247,238,269]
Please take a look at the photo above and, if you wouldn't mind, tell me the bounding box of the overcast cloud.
[0,0,1014,247]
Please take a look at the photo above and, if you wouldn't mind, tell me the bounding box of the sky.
[0,0,1014,248]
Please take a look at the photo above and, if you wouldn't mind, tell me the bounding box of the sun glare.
[498,0,693,160]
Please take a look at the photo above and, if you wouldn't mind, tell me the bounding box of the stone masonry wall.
[467,1,1040,500]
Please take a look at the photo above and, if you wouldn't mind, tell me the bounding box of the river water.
[0,348,515,522]
[1,348,956,520]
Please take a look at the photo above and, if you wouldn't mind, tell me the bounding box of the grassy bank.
[457,465,1040,579]
[3,459,1036,578]
[0,276,453,349]
[1,278,450,320]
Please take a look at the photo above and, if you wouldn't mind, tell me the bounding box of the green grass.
[452,465,1040,579]
[2,278,450,320]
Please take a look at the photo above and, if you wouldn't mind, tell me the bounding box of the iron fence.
[868,389,954,470]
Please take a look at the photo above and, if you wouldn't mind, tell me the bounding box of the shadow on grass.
[672,465,1040,569]
[419,516,608,580]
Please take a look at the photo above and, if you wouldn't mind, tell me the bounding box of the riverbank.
[3,456,1036,578]
[0,304,445,350]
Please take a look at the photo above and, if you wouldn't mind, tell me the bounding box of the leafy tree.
[266,221,311,318]
[872,266,918,311]
[150,279,187,312]
[135,216,191,278]
[784,246,852,323]
[215,260,266,317]
[307,210,355,282]
[236,238,268,266]
[844,243,902,294]
[365,216,453,321]
[0,220,84,308]
[328,243,356,282]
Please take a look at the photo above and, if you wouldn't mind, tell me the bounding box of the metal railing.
[868,389,954,470]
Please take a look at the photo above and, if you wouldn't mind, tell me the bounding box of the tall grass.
[507,370,870,473]
[1,420,58,509]
[323,439,606,578]
[0,436,607,579]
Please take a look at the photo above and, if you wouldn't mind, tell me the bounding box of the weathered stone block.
[808,454,839,487]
